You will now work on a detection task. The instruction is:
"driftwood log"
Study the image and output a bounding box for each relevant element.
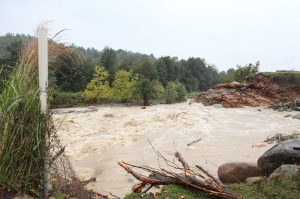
[118,148,244,199]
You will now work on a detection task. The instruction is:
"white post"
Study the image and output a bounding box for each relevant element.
[38,27,51,197]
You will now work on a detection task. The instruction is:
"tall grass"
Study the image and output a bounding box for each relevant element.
[0,26,80,197]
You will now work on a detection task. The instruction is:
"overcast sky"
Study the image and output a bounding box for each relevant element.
[1,0,300,72]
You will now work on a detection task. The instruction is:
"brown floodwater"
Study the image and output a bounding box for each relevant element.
[53,101,299,198]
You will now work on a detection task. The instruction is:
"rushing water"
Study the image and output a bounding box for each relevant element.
[53,101,300,198]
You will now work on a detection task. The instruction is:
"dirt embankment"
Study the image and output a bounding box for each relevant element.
[196,72,300,108]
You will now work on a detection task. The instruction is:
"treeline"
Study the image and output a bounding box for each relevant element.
[0,33,259,106]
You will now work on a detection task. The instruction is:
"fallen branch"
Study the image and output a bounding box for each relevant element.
[187,138,202,146]
[118,150,244,199]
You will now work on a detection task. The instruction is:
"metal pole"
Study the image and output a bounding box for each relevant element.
[38,27,51,197]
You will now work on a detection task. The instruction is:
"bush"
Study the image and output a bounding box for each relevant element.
[51,91,84,108]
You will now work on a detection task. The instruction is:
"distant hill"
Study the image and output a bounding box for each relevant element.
[71,45,156,63]
[0,33,157,63]
[0,33,32,57]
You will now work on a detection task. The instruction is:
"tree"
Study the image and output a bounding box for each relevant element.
[55,53,94,92]
[119,58,132,71]
[111,69,138,102]
[81,66,111,102]
[100,46,118,85]
[208,64,221,86]
[152,79,164,100]
[133,58,157,80]
[162,81,187,103]
[0,39,25,92]
[132,78,156,106]
[160,56,180,82]
[162,82,178,104]
[220,68,236,83]
[187,57,207,90]
[174,81,187,101]
[234,61,260,82]
[154,59,168,86]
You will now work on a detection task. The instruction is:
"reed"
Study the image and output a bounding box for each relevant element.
[0,25,80,197]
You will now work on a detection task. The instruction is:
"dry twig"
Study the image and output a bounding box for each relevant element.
[118,149,244,199]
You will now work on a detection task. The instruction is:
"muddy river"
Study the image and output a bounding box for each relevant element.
[52,101,299,198]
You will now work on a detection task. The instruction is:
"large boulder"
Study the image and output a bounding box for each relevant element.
[268,164,300,180]
[257,139,300,176]
[217,162,263,183]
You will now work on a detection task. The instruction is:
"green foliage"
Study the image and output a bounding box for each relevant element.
[162,82,178,104]
[51,91,83,108]
[100,46,118,85]
[152,79,165,100]
[81,66,112,102]
[154,59,168,86]
[54,52,94,92]
[132,78,156,105]
[119,58,133,71]
[111,69,138,102]
[187,91,201,98]
[0,34,75,197]
[220,68,236,83]
[234,61,260,83]
[161,81,187,103]
[0,39,26,92]
[116,49,156,63]
[133,58,157,80]
[160,56,180,82]
[228,175,300,199]
[260,71,300,85]
[55,192,65,199]
[174,81,187,101]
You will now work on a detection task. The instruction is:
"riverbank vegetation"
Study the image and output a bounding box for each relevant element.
[1,33,261,108]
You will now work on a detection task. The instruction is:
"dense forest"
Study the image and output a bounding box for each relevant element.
[0,33,259,106]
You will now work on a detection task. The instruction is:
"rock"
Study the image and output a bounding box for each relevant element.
[196,73,300,108]
[294,107,300,111]
[217,162,263,183]
[268,164,300,180]
[211,103,223,108]
[13,194,34,199]
[292,114,300,119]
[257,109,261,112]
[278,107,284,112]
[257,139,300,176]
[245,176,265,183]
[295,98,300,106]
[284,114,292,118]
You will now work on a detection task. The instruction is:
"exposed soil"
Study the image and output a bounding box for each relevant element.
[196,72,300,108]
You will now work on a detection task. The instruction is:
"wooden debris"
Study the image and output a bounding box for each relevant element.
[118,150,244,199]
[263,131,299,144]
[252,143,267,148]
[187,138,202,146]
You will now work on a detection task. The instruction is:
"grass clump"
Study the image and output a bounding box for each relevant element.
[228,175,300,199]
[186,91,201,99]
[260,72,300,85]
[0,25,81,197]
